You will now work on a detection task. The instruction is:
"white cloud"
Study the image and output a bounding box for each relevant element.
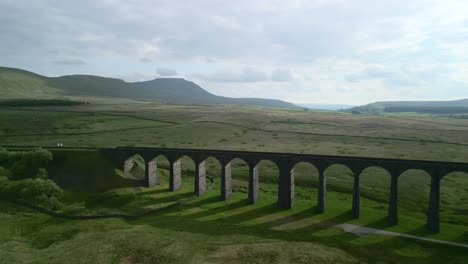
[1,0,468,104]
[156,67,178,76]
[193,67,268,83]
[271,69,294,82]
[51,59,87,66]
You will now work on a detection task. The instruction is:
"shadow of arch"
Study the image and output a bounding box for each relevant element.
[398,169,431,224]
[323,164,355,213]
[292,162,319,203]
[440,171,468,231]
[359,166,391,217]
[124,154,146,180]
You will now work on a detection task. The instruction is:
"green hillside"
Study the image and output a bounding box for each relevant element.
[0,67,297,108]
[0,67,62,99]
[348,99,468,114]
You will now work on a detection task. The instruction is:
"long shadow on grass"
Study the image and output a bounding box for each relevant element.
[148,196,355,239]
[130,207,468,262]
[291,210,355,235]
[182,195,225,209]
[251,205,322,230]
[136,188,171,197]
[138,191,194,206]
[124,208,400,260]
[365,216,395,230]
[178,198,278,224]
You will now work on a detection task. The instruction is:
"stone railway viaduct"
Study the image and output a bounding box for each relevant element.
[99,146,468,234]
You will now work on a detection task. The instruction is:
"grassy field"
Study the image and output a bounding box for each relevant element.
[1,169,468,264]
[2,103,468,161]
[1,102,468,263]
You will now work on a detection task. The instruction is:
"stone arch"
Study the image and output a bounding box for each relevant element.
[203,156,222,178]
[124,154,146,180]
[439,171,468,229]
[359,166,392,204]
[227,158,251,201]
[202,156,222,194]
[323,163,355,192]
[323,163,356,216]
[178,154,196,186]
[147,154,170,187]
[229,157,250,177]
[398,169,432,223]
[292,161,319,204]
[257,159,280,185]
[257,159,280,205]
[359,166,392,219]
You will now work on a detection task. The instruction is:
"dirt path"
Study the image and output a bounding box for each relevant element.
[337,223,468,249]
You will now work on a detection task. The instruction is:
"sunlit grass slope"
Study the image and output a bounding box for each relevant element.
[1,167,467,264]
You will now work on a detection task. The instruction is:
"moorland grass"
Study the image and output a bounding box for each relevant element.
[1,103,467,262]
[1,170,467,264]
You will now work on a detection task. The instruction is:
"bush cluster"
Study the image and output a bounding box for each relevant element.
[0,148,63,209]
[0,99,86,107]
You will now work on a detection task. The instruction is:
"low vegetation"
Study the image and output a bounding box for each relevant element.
[348,99,468,114]
[0,101,467,263]
[0,148,63,209]
[0,99,86,107]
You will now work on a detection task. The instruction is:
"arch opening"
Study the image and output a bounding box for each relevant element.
[323,164,355,215]
[255,159,280,206]
[359,166,392,220]
[148,154,170,187]
[124,154,146,181]
[177,155,196,191]
[292,162,319,204]
[229,158,250,198]
[398,169,431,224]
[440,172,468,229]
[204,156,222,182]
[324,164,355,193]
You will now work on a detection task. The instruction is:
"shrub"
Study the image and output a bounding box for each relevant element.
[0,149,62,210]
[0,166,12,179]
[0,178,63,210]
[0,149,52,180]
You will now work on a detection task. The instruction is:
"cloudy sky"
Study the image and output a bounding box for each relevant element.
[1,0,468,105]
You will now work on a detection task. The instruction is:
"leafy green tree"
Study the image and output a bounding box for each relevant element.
[0,149,62,209]
[2,149,52,180]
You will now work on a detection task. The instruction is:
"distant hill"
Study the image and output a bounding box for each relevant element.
[348,99,468,114]
[298,103,355,111]
[0,67,298,108]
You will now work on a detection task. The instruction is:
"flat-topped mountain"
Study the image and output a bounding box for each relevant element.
[0,67,297,108]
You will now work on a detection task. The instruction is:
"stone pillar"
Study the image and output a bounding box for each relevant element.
[195,160,207,196]
[169,159,182,191]
[278,164,295,209]
[427,175,441,233]
[221,161,232,200]
[352,173,360,219]
[248,162,259,204]
[124,159,135,173]
[148,160,161,187]
[317,170,326,213]
[388,175,398,225]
